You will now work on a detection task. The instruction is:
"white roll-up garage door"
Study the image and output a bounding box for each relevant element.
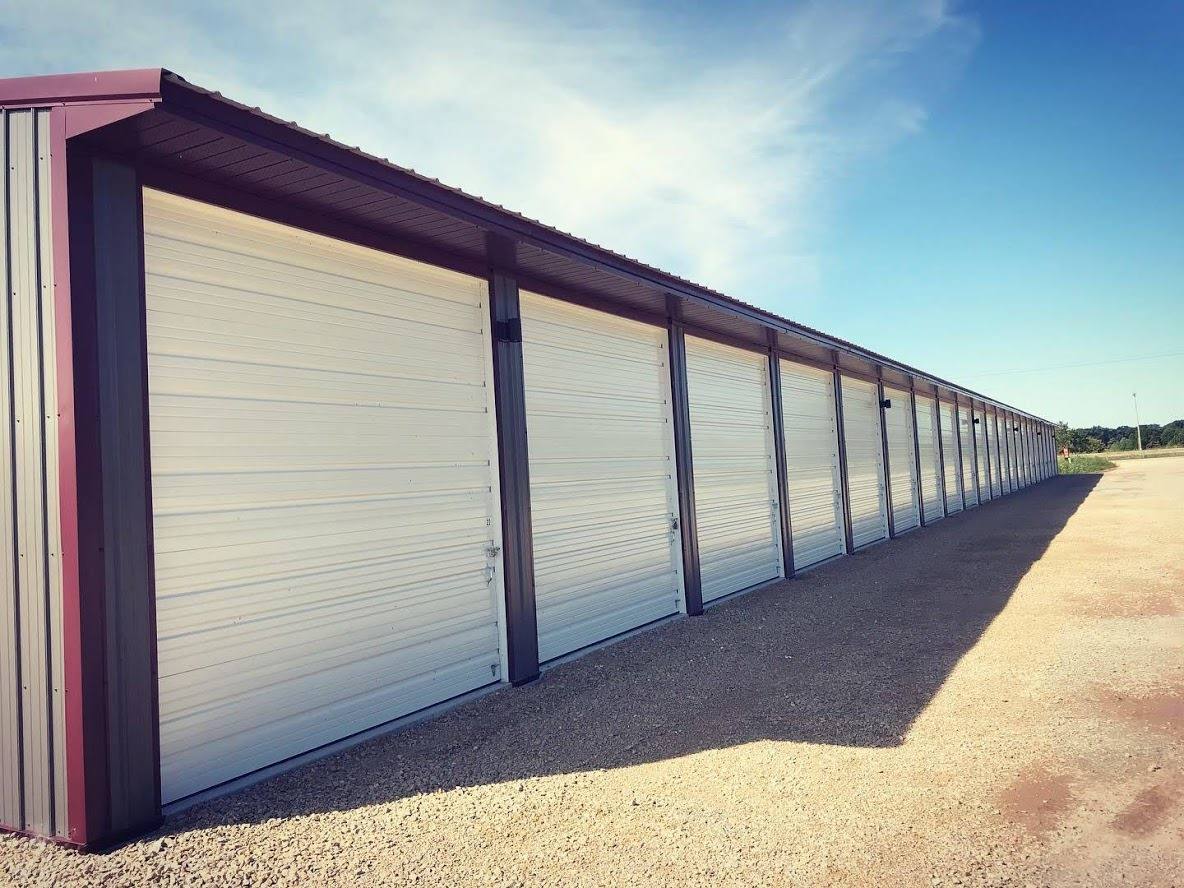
[883,386,919,533]
[990,413,1003,497]
[958,407,978,507]
[685,337,782,603]
[974,408,990,502]
[1004,416,1013,494]
[940,401,963,514]
[144,190,506,804]
[914,394,943,522]
[779,360,846,569]
[519,291,682,663]
[1009,418,1020,489]
[1018,421,1029,486]
[840,377,888,549]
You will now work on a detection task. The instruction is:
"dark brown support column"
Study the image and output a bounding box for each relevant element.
[876,373,896,539]
[667,317,703,615]
[766,344,794,579]
[488,264,540,685]
[832,357,855,555]
[909,381,925,526]
[62,150,163,847]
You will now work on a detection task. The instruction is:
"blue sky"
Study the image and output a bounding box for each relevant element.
[3,1,1180,425]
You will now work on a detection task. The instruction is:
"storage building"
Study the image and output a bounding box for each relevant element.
[0,69,1060,848]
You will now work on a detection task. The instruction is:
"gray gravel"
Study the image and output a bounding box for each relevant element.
[3,459,1182,887]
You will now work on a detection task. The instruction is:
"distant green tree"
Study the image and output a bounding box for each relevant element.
[1061,420,1183,451]
[1054,421,1071,450]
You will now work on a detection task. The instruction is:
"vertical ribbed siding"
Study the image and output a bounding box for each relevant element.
[1,108,67,839]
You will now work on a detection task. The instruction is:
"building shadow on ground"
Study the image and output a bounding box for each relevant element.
[155,474,1100,841]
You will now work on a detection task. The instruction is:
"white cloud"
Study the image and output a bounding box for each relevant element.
[1,0,976,304]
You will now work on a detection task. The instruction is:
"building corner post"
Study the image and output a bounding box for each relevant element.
[766,342,794,579]
[876,372,896,539]
[667,313,703,615]
[909,382,925,526]
[488,263,540,684]
[831,356,855,555]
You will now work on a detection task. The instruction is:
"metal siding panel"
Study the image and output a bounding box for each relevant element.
[36,109,67,836]
[143,190,505,803]
[884,386,919,532]
[520,291,682,663]
[685,336,781,603]
[840,377,888,549]
[2,108,65,837]
[913,394,943,522]
[940,402,963,514]
[0,108,20,831]
[779,360,845,569]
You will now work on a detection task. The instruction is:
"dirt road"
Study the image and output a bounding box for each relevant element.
[3,459,1181,887]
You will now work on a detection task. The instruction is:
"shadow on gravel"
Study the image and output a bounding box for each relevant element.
[156,475,1100,841]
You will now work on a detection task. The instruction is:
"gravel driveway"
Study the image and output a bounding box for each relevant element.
[4,459,1182,887]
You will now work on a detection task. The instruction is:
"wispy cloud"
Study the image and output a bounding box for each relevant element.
[2,0,977,304]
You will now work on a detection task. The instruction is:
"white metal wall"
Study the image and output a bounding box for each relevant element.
[520,291,682,663]
[1000,414,1012,494]
[0,107,68,839]
[958,407,978,507]
[883,386,919,533]
[913,394,943,522]
[685,337,781,603]
[974,409,990,501]
[940,402,963,514]
[779,360,846,569]
[841,377,889,549]
[144,191,507,803]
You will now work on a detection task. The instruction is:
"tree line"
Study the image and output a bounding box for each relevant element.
[1054,419,1184,453]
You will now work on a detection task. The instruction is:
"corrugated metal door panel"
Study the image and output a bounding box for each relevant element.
[0,108,67,839]
[940,402,963,514]
[991,414,1003,497]
[974,409,990,501]
[883,386,919,532]
[519,291,682,664]
[779,360,845,569]
[144,190,505,804]
[1018,422,1028,486]
[1004,419,1015,491]
[958,408,978,507]
[685,337,781,603]
[1011,421,1021,489]
[914,395,943,522]
[841,377,888,549]
[1001,416,1012,494]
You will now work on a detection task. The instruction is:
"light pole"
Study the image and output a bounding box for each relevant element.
[1133,392,1144,457]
